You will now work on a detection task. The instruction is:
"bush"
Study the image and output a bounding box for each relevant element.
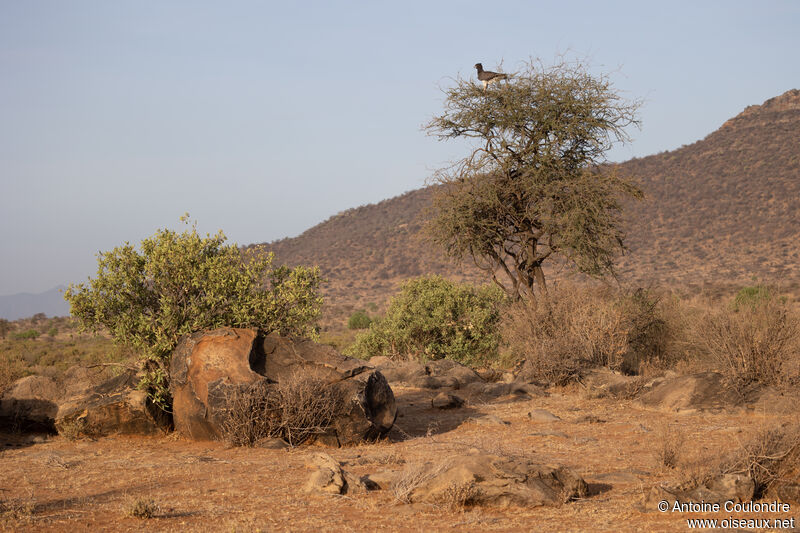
[347,310,372,330]
[694,290,798,391]
[345,276,505,366]
[64,216,322,410]
[501,284,673,384]
[12,329,39,340]
[733,285,772,310]
[220,370,344,447]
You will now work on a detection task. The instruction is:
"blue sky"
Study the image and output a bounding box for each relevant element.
[1,1,798,295]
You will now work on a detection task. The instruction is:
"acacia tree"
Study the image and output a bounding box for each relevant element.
[426,58,642,308]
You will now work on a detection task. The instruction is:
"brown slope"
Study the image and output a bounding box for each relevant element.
[251,90,800,329]
[617,89,800,289]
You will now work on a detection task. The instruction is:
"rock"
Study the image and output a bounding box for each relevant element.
[529,430,569,438]
[424,360,483,388]
[54,370,169,437]
[431,392,464,409]
[303,453,370,494]
[468,415,510,427]
[0,376,60,432]
[363,471,396,490]
[527,409,561,422]
[304,453,347,494]
[408,375,458,390]
[637,372,739,412]
[370,358,483,390]
[406,454,588,508]
[774,483,800,504]
[2,370,167,436]
[258,437,290,449]
[464,381,547,400]
[642,474,755,511]
[573,415,606,424]
[169,328,397,445]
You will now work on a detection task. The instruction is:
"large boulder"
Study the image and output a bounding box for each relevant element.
[1,368,169,436]
[636,372,739,412]
[169,328,397,445]
[54,370,169,437]
[0,375,60,432]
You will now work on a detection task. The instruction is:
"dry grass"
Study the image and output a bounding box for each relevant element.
[693,297,799,392]
[0,499,35,520]
[220,369,346,447]
[124,497,160,519]
[57,418,87,441]
[436,481,481,511]
[501,284,673,383]
[655,424,686,470]
[721,423,800,497]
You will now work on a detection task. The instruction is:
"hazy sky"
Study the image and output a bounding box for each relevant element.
[1,1,798,295]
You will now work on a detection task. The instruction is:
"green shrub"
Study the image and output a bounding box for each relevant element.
[47,327,58,337]
[347,310,372,330]
[733,285,772,311]
[12,329,39,340]
[64,216,322,410]
[345,276,504,366]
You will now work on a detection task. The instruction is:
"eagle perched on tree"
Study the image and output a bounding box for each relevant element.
[474,63,508,92]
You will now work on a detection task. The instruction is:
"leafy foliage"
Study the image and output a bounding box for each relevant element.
[425,58,642,306]
[346,275,504,366]
[347,310,372,330]
[64,217,322,409]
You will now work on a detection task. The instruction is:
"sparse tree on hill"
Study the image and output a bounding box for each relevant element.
[425,58,642,308]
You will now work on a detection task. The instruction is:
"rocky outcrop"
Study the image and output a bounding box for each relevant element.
[303,453,372,494]
[54,370,168,436]
[0,369,169,436]
[403,453,588,508]
[643,473,755,511]
[636,372,739,412]
[369,358,484,390]
[0,376,60,432]
[169,328,397,445]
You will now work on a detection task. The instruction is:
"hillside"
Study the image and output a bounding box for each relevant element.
[252,90,800,330]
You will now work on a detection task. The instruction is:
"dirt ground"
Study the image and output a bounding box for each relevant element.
[1,385,798,532]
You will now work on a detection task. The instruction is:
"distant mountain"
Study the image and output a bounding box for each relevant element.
[251,89,800,330]
[0,286,70,321]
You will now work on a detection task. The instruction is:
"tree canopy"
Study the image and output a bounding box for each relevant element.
[425,58,642,307]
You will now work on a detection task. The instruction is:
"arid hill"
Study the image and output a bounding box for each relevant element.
[250,90,800,330]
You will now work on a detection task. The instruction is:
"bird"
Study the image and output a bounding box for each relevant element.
[474,63,508,92]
